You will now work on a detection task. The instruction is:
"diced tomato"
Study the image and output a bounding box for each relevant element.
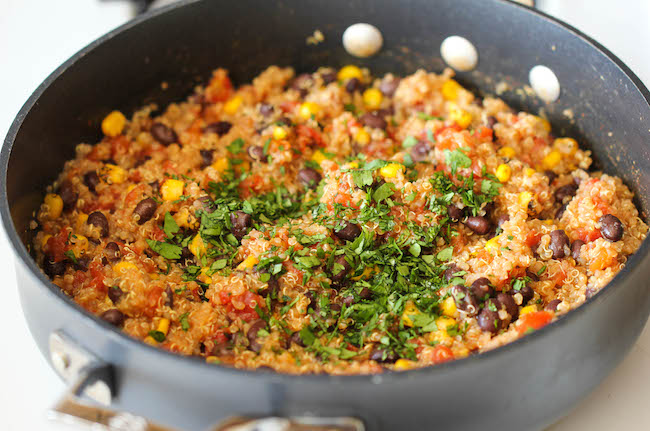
[88,260,106,294]
[435,126,462,150]
[432,345,455,364]
[204,69,233,103]
[151,226,166,242]
[47,228,71,262]
[110,135,131,158]
[162,160,176,173]
[124,184,146,206]
[475,126,493,140]
[295,124,325,150]
[517,311,553,335]
[279,100,299,113]
[214,330,229,345]
[238,174,264,198]
[526,231,542,247]
[218,290,264,322]
[144,286,163,318]
[574,227,602,243]
[72,270,86,291]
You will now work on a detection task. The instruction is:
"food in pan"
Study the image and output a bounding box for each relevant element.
[33,65,648,374]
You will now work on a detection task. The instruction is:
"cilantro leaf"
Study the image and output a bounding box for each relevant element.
[179,312,190,331]
[436,246,453,262]
[444,149,472,174]
[146,239,182,259]
[373,182,395,202]
[226,138,245,154]
[163,212,180,238]
[299,326,316,346]
[148,330,166,342]
[64,250,78,264]
[351,170,374,189]
[402,136,418,149]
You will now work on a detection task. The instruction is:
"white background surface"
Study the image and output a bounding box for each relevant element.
[0,1,648,430]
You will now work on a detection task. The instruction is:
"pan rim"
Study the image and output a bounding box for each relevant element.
[1,0,649,384]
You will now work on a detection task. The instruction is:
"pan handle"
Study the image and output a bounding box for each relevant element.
[47,331,364,431]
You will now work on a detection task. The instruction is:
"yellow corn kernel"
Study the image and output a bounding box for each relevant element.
[104,164,127,184]
[379,163,403,179]
[553,137,578,156]
[354,128,370,145]
[448,103,472,129]
[113,261,138,274]
[40,234,52,250]
[188,234,206,258]
[223,95,243,115]
[197,267,212,284]
[495,164,512,183]
[543,219,554,225]
[537,116,551,132]
[149,273,159,280]
[337,65,363,81]
[520,305,538,316]
[126,184,137,193]
[436,316,455,333]
[518,191,533,208]
[211,157,229,173]
[70,234,88,254]
[157,318,170,336]
[76,212,89,229]
[485,235,501,252]
[311,150,327,165]
[161,178,184,202]
[401,301,420,327]
[206,356,220,364]
[101,110,126,137]
[144,336,158,346]
[299,102,321,120]
[272,126,288,140]
[441,79,462,101]
[524,167,536,177]
[498,146,516,159]
[542,150,562,170]
[362,88,383,110]
[237,255,259,271]
[394,359,416,371]
[441,296,457,317]
[351,265,377,281]
[44,193,63,219]
[175,207,198,229]
[348,161,359,169]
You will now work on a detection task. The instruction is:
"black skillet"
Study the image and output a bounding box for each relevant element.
[2,1,650,430]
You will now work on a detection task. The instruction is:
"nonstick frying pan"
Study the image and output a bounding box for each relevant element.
[2,1,650,430]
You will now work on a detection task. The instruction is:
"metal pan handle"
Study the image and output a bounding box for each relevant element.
[47,331,363,431]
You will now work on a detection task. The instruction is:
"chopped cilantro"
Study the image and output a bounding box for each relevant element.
[146,239,182,260]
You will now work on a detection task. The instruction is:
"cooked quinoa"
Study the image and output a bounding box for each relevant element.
[33,65,648,374]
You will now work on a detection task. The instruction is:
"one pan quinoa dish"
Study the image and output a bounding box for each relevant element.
[33,65,648,374]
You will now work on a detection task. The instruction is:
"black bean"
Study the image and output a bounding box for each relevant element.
[83,171,100,193]
[525,269,539,282]
[58,180,78,211]
[196,196,215,213]
[290,331,305,347]
[359,287,371,300]
[133,198,157,224]
[149,180,160,195]
[73,255,90,271]
[87,211,109,237]
[320,70,337,84]
[410,140,431,162]
[43,254,66,278]
[555,202,568,220]
[465,216,491,235]
[444,264,462,282]
[477,305,501,334]
[359,112,387,130]
[447,205,464,221]
[369,348,397,363]
[247,319,267,353]
[345,77,362,93]
[259,103,274,117]
[518,283,535,304]
[496,293,518,321]
[486,116,497,129]
[102,158,117,166]
[108,286,123,304]
[571,240,585,261]
[598,214,624,242]
[290,73,313,97]
[230,210,252,241]
[555,183,578,204]
[545,299,561,312]
[544,170,558,185]
[278,117,293,127]
[104,242,121,263]
[496,214,510,227]
[334,221,361,242]
[549,229,570,259]
[150,122,178,146]
[470,277,493,301]
[204,121,232,137]
[330,255,352,283]
[258,275,279,297]
[450,285,478,315]
[379,77,400,97]
[164,285,174,309]
[297,167,322,189]
[199,149,214,168]
[248,145,267,162]
[180,247,193,265]
[100,309,125,327]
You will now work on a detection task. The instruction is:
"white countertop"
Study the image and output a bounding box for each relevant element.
[0,1,648,430]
